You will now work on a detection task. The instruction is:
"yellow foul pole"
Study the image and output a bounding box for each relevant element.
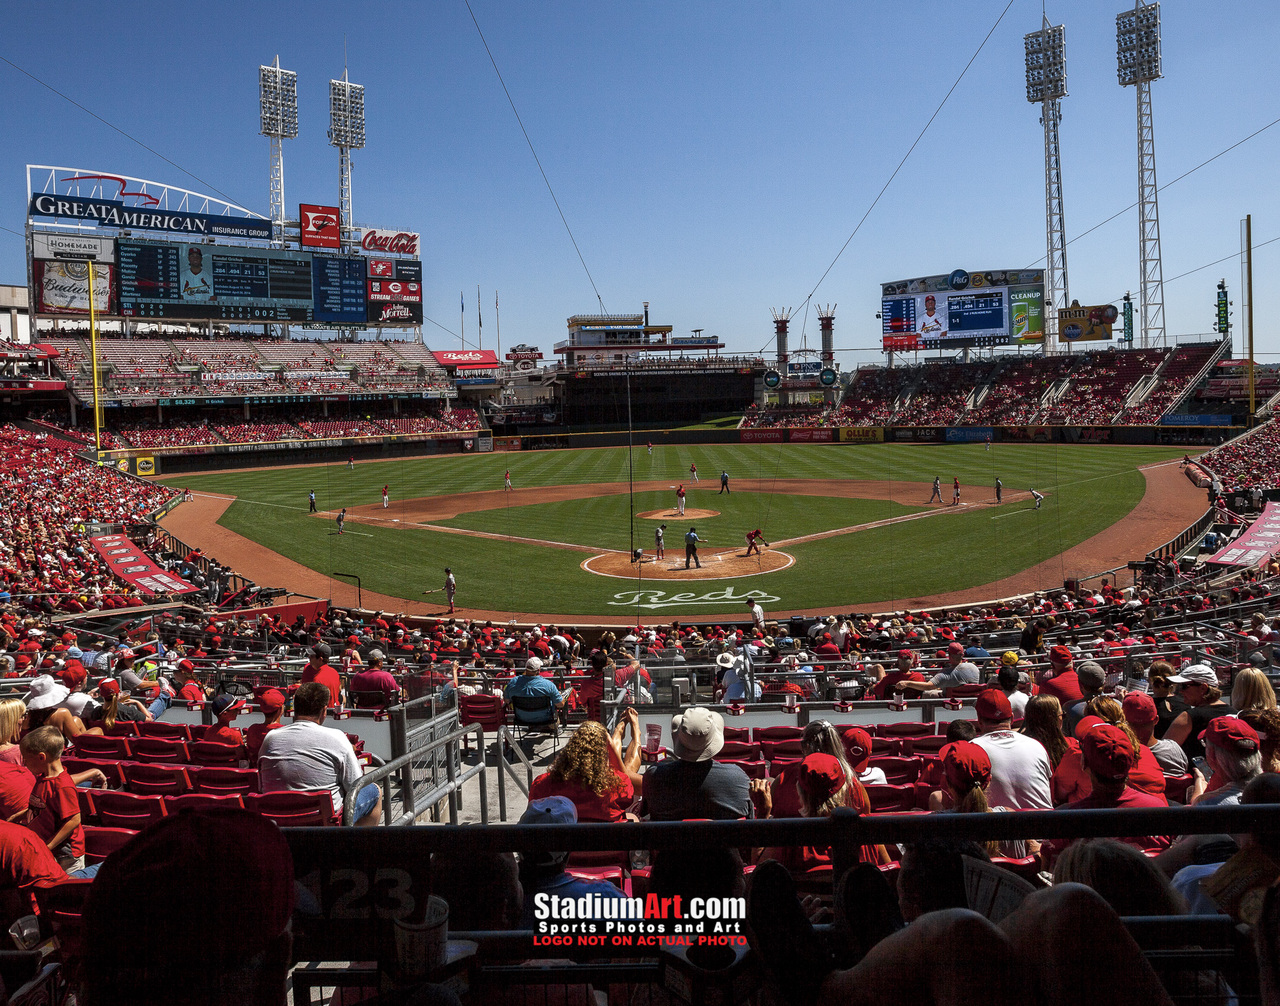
[87,262,102,453]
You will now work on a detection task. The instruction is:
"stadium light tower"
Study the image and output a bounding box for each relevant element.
[258,56,298,248]
[328,69,366,251]
[1024,18,1069,353]
[1117,1,1166,349]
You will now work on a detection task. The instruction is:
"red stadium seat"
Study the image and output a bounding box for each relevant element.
[991,856,1045,885]
[193,767,259,798]
[76,788,98,825]
[868,756,922,785]
[62,757,127,790]
[876,722,934,739]
[865,784,917,813]
[753,725,805,743]
[719,759,769,780]
[71,734,132,760]
[1164,773,1195,805]
[83,826,137,865]
[103,721,140,738]
[122,762,194,797]
[244,790,336,827]
[760,739,804,761]
[188,740,246,766]
[458,694,506,751]
[902,735,951,756]
[91,791,167,831]
[138,721,193,742]
[129,737,191,765]
[722,726,751,743]
[33,879,94,958]
[714,740,762,761]
[164,793,246,815]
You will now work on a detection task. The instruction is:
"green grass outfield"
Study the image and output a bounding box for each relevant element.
[161,442,1186,615]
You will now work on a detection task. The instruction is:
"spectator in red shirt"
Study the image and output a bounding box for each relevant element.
[301,644,342,709]
[173,659,207,703]
[0,820,67,923]
[18,725,84,872]
[203,695,245,747]
[527,711,643,823]
[347,650,400,707]
[1038,644,1083,704]
[246,689,286,763]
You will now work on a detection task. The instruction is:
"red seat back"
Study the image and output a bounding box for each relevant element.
[91,791,168,831]
[62,757,127,789]
[714,740,761,761]
[193,766,259,797]
[123,763,194,796]
[71,734,132,760]
[753,725,805,743]
[130,737,191,765]
[876,722,933,738]
[901,735,950,756]
[719,758,769,780]
[865,784,917,813]
[103,721,140,738]
[244,790,336,827]
[990,855,1043,884]
[760,739,804,760]
[138,721,193,741]
[164,793,246,815]
[722,726,751,743]
[33,879,94,957]
[459,693,505,731]
[868,756,923,785]
[189,740,246,766]
[1164,772,1194,805]
[83,826,138,865]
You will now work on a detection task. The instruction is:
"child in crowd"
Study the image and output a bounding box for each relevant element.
[19,725,85,873]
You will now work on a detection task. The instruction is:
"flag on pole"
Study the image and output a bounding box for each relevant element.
[478,285,483,335]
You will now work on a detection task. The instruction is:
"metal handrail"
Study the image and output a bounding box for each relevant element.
[341,722,486,826]
[494,724,536,823]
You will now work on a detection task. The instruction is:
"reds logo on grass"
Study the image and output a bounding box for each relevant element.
[607,587,780,610]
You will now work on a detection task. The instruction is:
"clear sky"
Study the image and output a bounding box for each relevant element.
[2,0,1277,369]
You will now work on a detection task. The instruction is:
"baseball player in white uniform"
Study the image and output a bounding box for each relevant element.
[655,523,666,559]
[1031,488,1045,510]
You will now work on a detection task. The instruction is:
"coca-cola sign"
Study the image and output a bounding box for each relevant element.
[360,228,420,256]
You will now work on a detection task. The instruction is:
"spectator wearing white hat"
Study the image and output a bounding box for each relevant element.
[641,707,754,821]
[1162,664,1230,760]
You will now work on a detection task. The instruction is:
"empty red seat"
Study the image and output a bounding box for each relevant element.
[901,735,950,756]
[103,722,140,738]
[876,722,933,739]
[83,826,137,865]
[138,721,193,741]
[130,737,191,765]
[753,725,805,743]
[458,693,505,750]
[719,759,769,780]
[760,739,804,761]
[188,740,246,766]
[165,793,245,814]
[193,766,259,798]
[722,726,751,743]
[91,791,167,830]
[71,734,132,760]
[244,790,336,827]
[868,756,922,785]
[714,740,762,761]
[123,762,194,796]
[865,784,917,813]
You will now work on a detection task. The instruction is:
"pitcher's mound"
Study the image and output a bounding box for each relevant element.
[636,508,720,520]
[583,547,793,580]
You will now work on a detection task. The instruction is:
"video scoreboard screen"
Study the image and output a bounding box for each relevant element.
[881,269,1044,351]
[100,239,423,326]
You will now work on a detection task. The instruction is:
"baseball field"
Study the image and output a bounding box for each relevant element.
[157,441,1206,621]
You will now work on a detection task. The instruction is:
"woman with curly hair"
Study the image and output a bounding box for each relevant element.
[527,709,643,823]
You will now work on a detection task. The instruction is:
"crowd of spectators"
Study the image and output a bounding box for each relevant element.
[1201,420,1280,491]
[740,403,831,429]
[1117,343,1221,425]
[114,422,223,449]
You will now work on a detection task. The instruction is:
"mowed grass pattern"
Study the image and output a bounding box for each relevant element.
[162,442,1187,614]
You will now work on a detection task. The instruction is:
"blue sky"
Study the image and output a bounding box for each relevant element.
[2,1,1277,368]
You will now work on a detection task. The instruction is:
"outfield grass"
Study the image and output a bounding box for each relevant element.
[161,442,1186,614]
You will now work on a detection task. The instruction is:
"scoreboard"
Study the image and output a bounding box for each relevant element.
[43,237,424,326]
[881,269,1045,351]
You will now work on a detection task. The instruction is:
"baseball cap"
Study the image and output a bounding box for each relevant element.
[1201,716,1260,755]
[212,695,245,720]
[525,656,544,673]
[842,727,873,771]
[519,795,578,826]
[58,661,87,689]
[257,688,286,713]
[307,643,332,660]
[1080,723,1136,781]
[1049,644,1073,665]
[798,753,847,806]
[98,678,121,698]
[671,707,725,762]
[1122,691,1159,728]
[941,741,992,792]
[1001,651,1020,667]
[1167,663,1218,687]
[898,648,914,662]
[975,688,1012,722]
[1077,660,1106,691]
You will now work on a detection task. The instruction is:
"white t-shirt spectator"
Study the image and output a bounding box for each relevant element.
[858,766,887,786]
[1005,688,1029,718]
[258,719,365,817]
[972,729,1053,810]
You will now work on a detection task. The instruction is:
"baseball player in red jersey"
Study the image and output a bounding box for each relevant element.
[676,484,686,516]
[505,470,512,491]
[382,484,390,509]
[647,441,653,456]
[690,462,699,482]
[745,529,769,556]
[952,477,961,506]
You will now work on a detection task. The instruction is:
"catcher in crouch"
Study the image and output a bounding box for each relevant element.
[745,528,770,556]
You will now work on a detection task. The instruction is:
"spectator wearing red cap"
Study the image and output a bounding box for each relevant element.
[1043,722,1169,868]
[894,641,980,697]
[869,649,926,700]
[1123,691,1188,777]
[1190,715,1263,807]
[203,695,246,748]
[936,741,1029,859]
[79,808,295,1004]
[972,688,1053,810]
[1038,644,1083,705]
[842,727,887,786]
[246,689,286,763]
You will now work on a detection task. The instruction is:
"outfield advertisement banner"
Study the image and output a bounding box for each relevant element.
[740,430,785,443]
[838,427,884,443]
[945,427,993,443]
[1206,503,1280,568]
[1161,414,1234,426]
[890,427,944,442]
[788,428,833,442]
[88,534,198,595]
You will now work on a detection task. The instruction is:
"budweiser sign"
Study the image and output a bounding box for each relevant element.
[360,228,420,255]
